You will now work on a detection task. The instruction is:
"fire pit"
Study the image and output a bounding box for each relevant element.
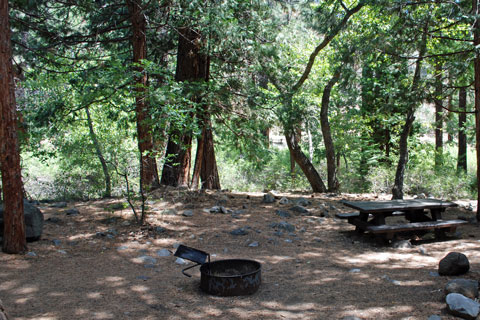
[174,245,261,296]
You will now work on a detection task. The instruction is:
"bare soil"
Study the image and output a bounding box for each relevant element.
[1,189,479,320]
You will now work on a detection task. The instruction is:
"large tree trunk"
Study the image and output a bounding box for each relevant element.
[285,130,327,193]
[0,1,26,254]
[128,0,160,190]
[200,118,221,189]
[320,70,341,192]
[85,107,111,197]
[162,27,215,188]
[458,87,467,173]
[434,63,444,168]
[473,0,480,221]
[392,21,428,199]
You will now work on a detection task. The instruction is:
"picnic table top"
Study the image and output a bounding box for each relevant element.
[341,199,458,213]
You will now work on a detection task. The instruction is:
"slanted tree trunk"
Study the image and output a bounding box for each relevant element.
[458,87,467,173]
[473,0,480,221]
[392,21,428,200]
[128,0,160,190]
[320,69,341,192]
[85,106,111,197]
[285,129,327,193]
[434,63,444,168]
[0,1,26,254]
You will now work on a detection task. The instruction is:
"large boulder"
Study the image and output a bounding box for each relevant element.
[439,252,470,276]
[0,200,44,242]
[446,293,480,320]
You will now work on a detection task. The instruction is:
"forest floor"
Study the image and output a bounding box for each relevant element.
[1,188,479,320]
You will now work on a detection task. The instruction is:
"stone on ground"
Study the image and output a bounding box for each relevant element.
[0,200,44,241]
[445,279,479,299]
[439,252,470,276]
[446,293,480,320]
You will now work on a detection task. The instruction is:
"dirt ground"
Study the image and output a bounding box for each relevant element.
[1,189,480,320]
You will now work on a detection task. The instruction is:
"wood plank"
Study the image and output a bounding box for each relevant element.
[341,199,457,213]
[365,219,467,234]
[335,211,405,219]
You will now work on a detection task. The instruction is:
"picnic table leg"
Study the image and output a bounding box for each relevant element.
[354,212,369,233]
[430,208,443,221]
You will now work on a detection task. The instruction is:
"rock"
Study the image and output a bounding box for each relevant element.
[230,228,248,236]
[65,208,80,216]
[391,240,412,249]
[52,239,62,246]
[415,193,426,199]
[51,202,67,208]
[248,241,259,247]
[340,317,363,320]
[446,293,480,320]
[349,268,361,273]
[0,200,44,241]
[439,252,470,276]
[279,197,289,205]
[275,210,291,218]
[46,217,62,223]
[138,255,157,264]
[295,197,311,206]
[155,226,166,234]
[445,279,479,299]
[289,205,309,214]
[182,210,194,217]
[175,257,188,265]
[270,221,295,232]
[162,209,178,216]
[117,246,128,251]
[136,275,151,281]
[26,251,37,257]
[427,316,441,320]
[263,193,276,203]
[157,249,171,257]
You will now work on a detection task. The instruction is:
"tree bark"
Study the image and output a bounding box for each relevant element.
[0,1,26,254]
[127,0,160,190]
[320,69,341,192]
[473,0,480,221]
[285,130,327,193]
[392,20,428,200]
[434,63,444,168]
[458,87,467,173]
[161,134,192,187]
[85,106,111,198]
[200,118,221,190]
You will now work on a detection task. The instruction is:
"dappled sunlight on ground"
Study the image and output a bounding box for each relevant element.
[1,191,478,319]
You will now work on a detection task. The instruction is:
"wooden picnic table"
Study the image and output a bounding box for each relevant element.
[338,199,467,241]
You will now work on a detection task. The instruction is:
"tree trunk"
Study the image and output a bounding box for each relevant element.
[128,0,160,190]
[320,70,341,192]
[392,20,428,200]
[162,27,212,188]
[200,118,221,190]
[458,87,467,173]
[434,63,444,168]
[191,129,205,190]
[473,0,480,221]
[85,107,111,198]
[285,130,327,193]
[0,1,26,254]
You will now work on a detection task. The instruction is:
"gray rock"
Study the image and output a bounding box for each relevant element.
[439,252,470,276]
[279,197,290,205]
[162,209,177,216]
[270,221,295,232]
[136,275,151,281]
[275,210,291,218]
[295,197,311,206]
[157,249,171,257]
[289,205,309,214]
[429,271,440,277]
[175,257,188,265]
[446,293,480,320]
[445,279,479,299]
[248,241,259,247]
[230,228,248,236]
[51,202,67,208]
[263,193,276,203]
[65,208,80,216]
[117,245,128,251]
[155,226,166,234]
[284,239,293,243]
[391,240,412,249]
[52,239,62,246]
[46,217,62,223]
[416,193,426,199]
[349,268,361,273]
[138,255,157,264]
[26,251,37,257]
[182,210,194,217]
[0,200,44,241]
[427,316,441,320]
[57,249,67,254]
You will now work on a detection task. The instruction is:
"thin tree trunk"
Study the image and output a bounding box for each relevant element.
[0,1,26,254]
[320,69,341,192]
[191,128,205,190]
[128,0,160,190]
[434,63,444,168]
[458,87,467,173]
[392,21,428,200]
[85,106,111,197]
[473,0,480,221]
[285,130,327,193]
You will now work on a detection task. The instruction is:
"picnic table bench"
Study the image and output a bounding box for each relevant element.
[337,199,467,241]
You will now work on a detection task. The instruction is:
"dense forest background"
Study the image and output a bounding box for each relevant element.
[3,0,480,204]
